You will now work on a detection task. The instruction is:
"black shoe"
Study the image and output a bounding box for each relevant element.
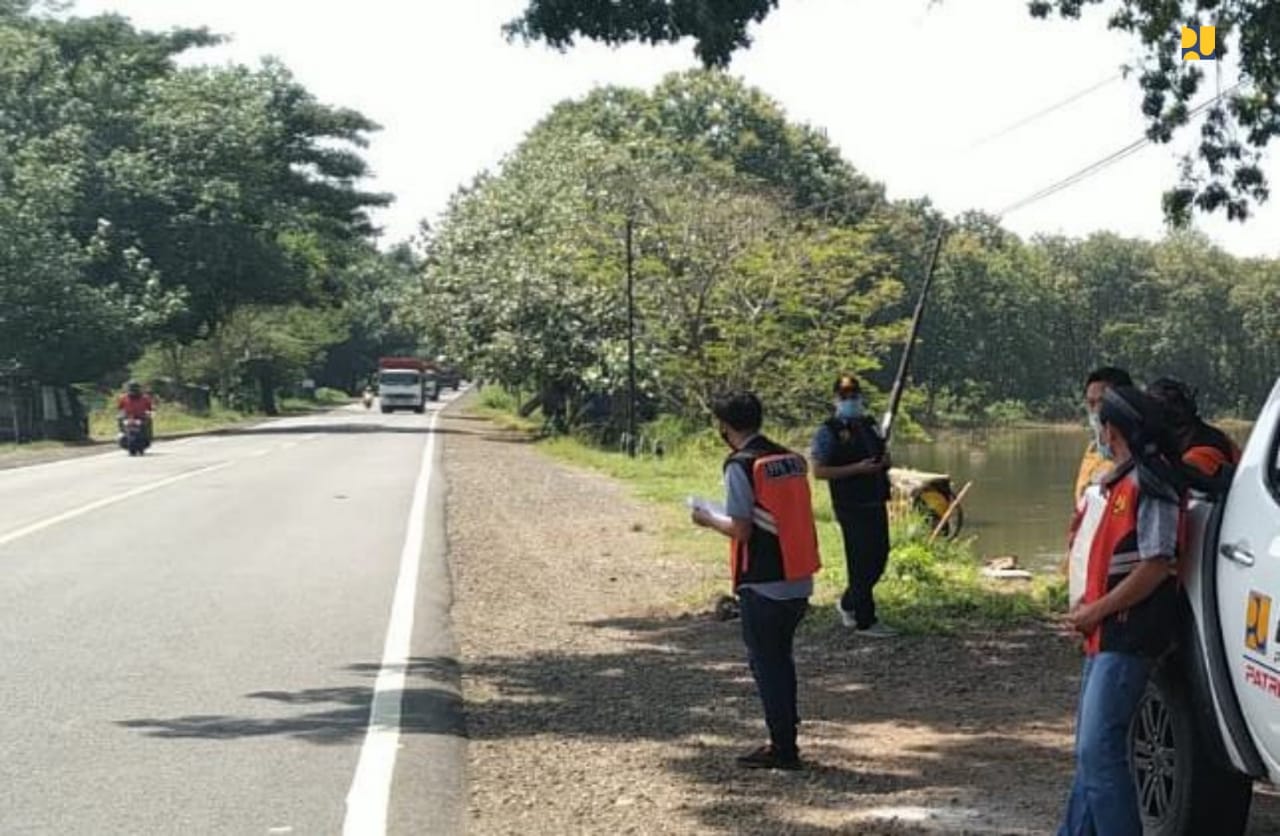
[736,744,801,771]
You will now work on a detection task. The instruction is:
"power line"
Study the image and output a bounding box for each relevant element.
[997,83,1241,219]
[964,73,1123,152]
[799,73,1132,222]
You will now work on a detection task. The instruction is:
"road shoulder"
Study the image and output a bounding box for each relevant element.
[443,409,1280,835]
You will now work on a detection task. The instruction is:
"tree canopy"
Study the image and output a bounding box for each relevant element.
[508,0,1280,225]
[422,71,1280,432]
[0,4,391,387]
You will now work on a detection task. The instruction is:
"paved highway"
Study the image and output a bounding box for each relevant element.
[0,395,466,835]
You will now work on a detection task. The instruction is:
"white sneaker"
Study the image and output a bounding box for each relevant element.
[835,602,858,629]
[857,622,899,638]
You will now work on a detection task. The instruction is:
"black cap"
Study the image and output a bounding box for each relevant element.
[833,374,861,396]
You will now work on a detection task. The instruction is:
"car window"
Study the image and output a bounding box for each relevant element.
[1271,429,1280,502]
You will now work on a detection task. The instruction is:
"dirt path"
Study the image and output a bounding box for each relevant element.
[442,409,1280,835]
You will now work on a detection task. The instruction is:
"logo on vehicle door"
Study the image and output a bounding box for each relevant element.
[1246,590,1272,654]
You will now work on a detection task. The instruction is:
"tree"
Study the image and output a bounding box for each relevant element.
[505,0,777,68]
[0,4,388,391]
[1030,0,1279,224]
[509,0,1279,224]
[422,70,909,430]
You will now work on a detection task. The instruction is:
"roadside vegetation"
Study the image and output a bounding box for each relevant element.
[473,387,1066,634]
[1,3,422,426]
[418,71,1280,440]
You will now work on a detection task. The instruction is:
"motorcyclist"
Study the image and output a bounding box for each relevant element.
[116,380,154,448]
[362,385,375,408]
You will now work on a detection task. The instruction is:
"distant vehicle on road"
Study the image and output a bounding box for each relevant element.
[436,365,463,391]
[376,357,437,413]
[118,417,148,455]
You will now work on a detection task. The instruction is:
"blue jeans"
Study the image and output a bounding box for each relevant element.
[1059,652,1152,836]
[738,588,808,760]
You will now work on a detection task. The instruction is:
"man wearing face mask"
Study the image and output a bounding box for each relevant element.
[1059,385,1181,835]
[1075,366,1133,503]
[692,390,821,770]
[810,374,895,637]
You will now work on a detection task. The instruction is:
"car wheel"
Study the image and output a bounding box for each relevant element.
[414,405,425,414]
[1131,665,1252,836]
[380,406,391,414]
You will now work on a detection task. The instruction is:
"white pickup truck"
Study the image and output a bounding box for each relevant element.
[1070,376,1280,835]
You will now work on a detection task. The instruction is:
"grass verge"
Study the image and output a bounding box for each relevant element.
[87,404,260,441]
[0,398,346,463]
[471,388,1066,634]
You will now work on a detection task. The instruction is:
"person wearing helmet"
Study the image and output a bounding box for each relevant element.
[117,381,154,446]
[1146,376,1241,485]
[1059,385,1182,835]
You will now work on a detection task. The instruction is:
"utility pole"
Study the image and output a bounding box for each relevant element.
[625,215,637,458]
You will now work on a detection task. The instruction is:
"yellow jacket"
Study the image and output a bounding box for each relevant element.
[1074,443,1111,504]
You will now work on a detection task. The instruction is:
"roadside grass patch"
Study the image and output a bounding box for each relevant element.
[88,403,255,441]
[470,395,1065,634]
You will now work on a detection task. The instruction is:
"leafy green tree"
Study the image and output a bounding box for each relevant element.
[0,4,388,395]
[1030,0,1279,224]
[509,0,1279,223]
[506,0,777,68]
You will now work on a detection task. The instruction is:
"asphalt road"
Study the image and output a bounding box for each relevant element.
[0,394,466,835]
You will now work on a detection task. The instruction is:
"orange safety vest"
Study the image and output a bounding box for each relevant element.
[1184,441,1241,478]
[725,438,821,589]
[1081,463,1179,656]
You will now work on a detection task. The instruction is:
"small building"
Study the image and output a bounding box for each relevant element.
[0,373,90,442]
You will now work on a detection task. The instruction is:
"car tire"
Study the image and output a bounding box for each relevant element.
[1132,664,1253,836]
[380,406,391,414]
[414,405,425,414]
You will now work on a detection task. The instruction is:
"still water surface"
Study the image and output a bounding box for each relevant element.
[895,424,1253,571]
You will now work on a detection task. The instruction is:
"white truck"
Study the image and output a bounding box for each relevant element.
[1070,376,1280,835]
[376,357,439,414]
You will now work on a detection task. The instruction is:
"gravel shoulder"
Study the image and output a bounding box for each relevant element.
[442,408,1280,835]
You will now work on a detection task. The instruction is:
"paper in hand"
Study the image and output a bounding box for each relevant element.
[686,495,731,526]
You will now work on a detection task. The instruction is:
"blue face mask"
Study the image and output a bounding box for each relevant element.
[1088,411,1115,460]
[836,398,863,420]
[1097,437,1115,461]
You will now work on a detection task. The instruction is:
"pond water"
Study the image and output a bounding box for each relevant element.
[895,423,1254,571]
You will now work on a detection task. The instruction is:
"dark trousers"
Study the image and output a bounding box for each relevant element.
[738,588,808,759]
[837,504,890,629]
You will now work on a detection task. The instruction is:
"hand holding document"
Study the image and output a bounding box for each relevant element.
[687,496,731,528]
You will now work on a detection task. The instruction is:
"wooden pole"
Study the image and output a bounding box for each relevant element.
[929,480,973,543]
[881,225,947,444]
[625,216,637,458]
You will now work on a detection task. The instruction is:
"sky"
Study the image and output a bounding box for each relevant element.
[69,0,1280,258]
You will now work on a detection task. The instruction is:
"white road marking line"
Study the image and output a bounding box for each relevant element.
[343,409,440,835]
[0,461,233,548]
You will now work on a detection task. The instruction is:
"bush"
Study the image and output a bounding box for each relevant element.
[314,387,351,405]
[478,387,519,412]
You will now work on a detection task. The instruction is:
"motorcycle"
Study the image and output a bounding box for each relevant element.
[119,416,150,456]
[362,391,374,409]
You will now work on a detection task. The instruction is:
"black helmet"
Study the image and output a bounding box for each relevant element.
[1146,376,1199,429]
[1101,385,1184,500]
[126,380,142,395]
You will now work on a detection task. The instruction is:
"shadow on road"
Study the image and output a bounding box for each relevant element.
[118,657,466,744]
[113,609,1280,834]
